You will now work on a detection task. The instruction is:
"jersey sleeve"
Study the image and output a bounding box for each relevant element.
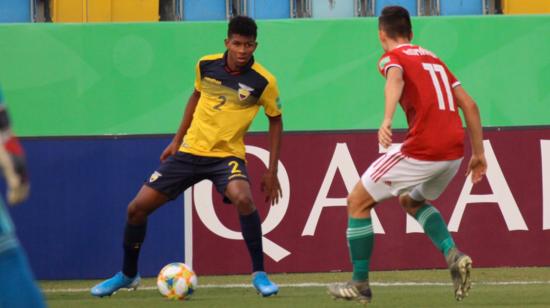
[260,77,282,117]
[194,59,202,91]
[378,52,403,78]
[443,63,461,88]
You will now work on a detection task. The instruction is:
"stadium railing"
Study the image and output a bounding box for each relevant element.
[8,0,550,23]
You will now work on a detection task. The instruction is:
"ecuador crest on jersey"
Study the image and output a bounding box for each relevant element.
[238,83,254,101]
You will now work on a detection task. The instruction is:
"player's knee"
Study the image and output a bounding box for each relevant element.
[347,194,374,217]
[231,193,255,214]
[347,194,360,211]
[399,194,423,216]
[127,200,149,224]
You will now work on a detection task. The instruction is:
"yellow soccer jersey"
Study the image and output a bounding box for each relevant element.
[179,52,281,160]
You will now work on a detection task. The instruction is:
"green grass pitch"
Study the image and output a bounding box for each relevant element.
[42,267,550,307]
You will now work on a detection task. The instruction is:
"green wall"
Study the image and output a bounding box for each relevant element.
[0,15,549,137]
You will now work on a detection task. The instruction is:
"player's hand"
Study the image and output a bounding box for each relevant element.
[465,153,487,184]
[261,170,282,206]
[160,141,180,162]
[5,154,30,206]
[8,180,29,205]
[378,119,393,149]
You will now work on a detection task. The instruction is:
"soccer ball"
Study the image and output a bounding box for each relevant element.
[157,262,198,300]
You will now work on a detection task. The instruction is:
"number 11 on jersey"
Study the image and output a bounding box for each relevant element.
[422,63,455,112]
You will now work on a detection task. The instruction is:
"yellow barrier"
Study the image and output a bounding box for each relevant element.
[503,0,550,15]
[51,0,85,22]
[51,0,159,22]
[88,0,112,22]
[111,0,159,22]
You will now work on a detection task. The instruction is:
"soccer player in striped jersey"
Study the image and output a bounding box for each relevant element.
[0,86,45,307]
[328,5,487,303]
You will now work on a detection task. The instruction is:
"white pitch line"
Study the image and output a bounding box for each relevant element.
[42,280,550,294]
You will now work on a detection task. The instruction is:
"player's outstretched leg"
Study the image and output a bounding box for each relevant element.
[252,271,279,297]
[327,280,372,304]
[446,248,472,301]
[90,271,141,297]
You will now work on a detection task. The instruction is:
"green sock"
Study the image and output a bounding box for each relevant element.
[347,217,374,281]
[415,204,456,257]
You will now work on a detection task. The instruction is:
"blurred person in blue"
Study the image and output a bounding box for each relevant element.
[0,86,46,308]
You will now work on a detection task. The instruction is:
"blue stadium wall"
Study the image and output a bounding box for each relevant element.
[10,137,184,279]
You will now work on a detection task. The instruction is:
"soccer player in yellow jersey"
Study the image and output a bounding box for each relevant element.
[91,16,282,297]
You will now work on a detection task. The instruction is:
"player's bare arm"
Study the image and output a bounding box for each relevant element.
[160,90,201,161]
[454,85,487,183]
[261,115,282,205]
[0,104,29,205]
[379,67,404,148]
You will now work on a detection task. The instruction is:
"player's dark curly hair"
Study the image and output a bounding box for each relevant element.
[379,6,412,40]
[228,16,257,39]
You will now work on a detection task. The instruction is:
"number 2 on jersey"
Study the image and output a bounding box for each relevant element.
[422,63,455,111]
[213,95,227,110]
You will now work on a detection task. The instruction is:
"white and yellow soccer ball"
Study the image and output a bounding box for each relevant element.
[157,262,198,300]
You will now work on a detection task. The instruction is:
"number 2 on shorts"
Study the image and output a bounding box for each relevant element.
[228,161,242,174]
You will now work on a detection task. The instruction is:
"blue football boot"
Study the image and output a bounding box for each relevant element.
[90,271,140,297]
[252,271,279,297]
